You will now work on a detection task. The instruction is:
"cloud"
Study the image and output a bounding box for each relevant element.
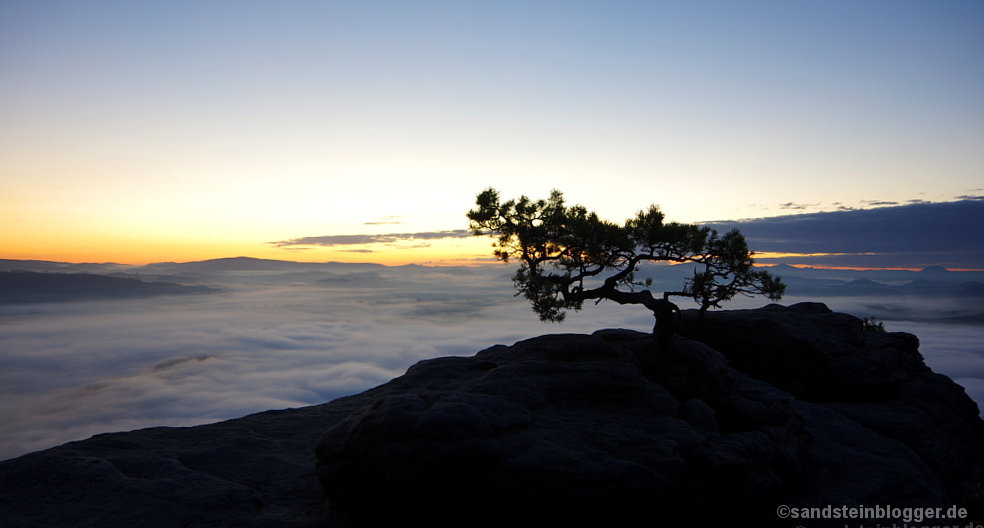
[0,266,656,461]
[885,321,984,380]
[1,263,982,463]
[270,229,472,248]
[708,199,984,269]
[779,202,820,210]
[363,216,405,225]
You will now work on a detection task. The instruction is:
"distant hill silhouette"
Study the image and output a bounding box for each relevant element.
[0,271,221,304]
[140,256,387,274]
[0,259,132,274]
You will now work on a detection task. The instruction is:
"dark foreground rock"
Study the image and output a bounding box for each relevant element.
[2,303,982,527]
[684,303,984,500]
[315,305,983,527]
[0,399,369,528]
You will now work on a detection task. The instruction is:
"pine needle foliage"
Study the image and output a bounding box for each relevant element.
[467,188,786,327]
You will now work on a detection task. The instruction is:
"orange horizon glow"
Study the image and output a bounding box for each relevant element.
[0,236,501,268]
[753,251,872,259]
[2,232,980,271]
[4,248,982,273]
[0,251,497,268]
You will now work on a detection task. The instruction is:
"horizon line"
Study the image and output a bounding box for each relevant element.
[3,255,984,274]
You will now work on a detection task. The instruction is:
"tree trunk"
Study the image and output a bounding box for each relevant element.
[692,302,710,333]
[652,298,681,351]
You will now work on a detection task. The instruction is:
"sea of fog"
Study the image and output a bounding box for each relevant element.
[1,265,982,462]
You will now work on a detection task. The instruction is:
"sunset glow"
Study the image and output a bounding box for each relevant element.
[2,1,982,269]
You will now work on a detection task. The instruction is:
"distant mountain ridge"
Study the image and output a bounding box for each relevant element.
[0,257,393,276]
[4,256,984,309]
[141,256,388,274]
[764,262,984,281]
[757,264,984,299]
[3,256,982,279]
[0,271,220,304]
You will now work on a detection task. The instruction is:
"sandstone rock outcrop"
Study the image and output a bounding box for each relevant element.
[0,399,369,527]
[315,303,983,527]
[2,303,981,527]
[686,303,984,501]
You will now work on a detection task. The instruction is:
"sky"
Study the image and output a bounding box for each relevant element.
[2,1,982,266]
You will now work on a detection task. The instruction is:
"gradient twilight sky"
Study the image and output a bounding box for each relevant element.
[2,1,982,265]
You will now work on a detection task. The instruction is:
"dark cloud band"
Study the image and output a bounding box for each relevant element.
[271,230,472,248]
[707,199,984,269]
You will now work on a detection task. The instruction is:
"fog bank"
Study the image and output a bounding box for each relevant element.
[1,262,981,461]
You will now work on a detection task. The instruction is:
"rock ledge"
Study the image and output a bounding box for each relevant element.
[2,303,982,527]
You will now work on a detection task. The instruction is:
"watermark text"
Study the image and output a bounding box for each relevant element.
[776,504,970,523]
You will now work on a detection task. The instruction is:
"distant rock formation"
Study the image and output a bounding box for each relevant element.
[0,271,220,304]
[1,303,981,527]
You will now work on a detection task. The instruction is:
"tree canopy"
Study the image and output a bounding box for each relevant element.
[467,188,785,328]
